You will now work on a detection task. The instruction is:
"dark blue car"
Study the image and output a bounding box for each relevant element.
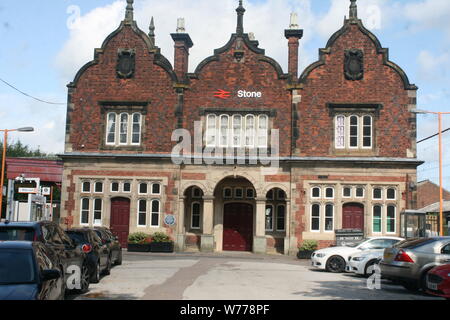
[0,241,65,300]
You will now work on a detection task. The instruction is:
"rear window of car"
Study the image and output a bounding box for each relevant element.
[66,231,87,244]
[394,238,435,249]
[0,227,35,241]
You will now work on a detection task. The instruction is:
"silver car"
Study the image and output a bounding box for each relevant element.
[380,237,450,291]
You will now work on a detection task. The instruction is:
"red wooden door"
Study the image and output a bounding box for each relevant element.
[342,203,364,230]
[223,203,253,252]
[110,198,131,248]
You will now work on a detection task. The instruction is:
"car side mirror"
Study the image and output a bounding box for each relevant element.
[41,269,61,282]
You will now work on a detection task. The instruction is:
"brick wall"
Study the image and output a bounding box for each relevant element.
[417,180,450,209]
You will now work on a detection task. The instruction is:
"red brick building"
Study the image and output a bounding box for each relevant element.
[61,0,421,254]
[417,180,450,209]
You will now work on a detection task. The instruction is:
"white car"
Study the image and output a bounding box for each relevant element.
[346,240,404,277]
[311,237,404,273]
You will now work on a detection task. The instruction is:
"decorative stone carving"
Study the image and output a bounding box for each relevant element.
[344,49,364,81]
[117,49,136,79]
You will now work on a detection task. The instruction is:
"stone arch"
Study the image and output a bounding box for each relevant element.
[263,184,290,199]
[210,172,261,197]
[180,182,208,198]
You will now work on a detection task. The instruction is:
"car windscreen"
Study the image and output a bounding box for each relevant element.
[394,238,435,249]
[66,231,87,244]
[0,249,36,284]
[346,239,369,248]
[0,227,35,241]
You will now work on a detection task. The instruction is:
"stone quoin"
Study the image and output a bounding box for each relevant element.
[60,0,421,255]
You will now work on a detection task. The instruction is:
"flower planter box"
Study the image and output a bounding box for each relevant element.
[297,250,314,259]
[127,243,151,252]
[150,242,174,253]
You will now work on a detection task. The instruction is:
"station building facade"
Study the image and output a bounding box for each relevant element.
[60,0,421,255]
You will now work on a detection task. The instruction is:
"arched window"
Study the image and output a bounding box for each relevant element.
[152,183,161,195]
[335,115,345,149]
[265,205,274,231]
[93,199,102,226]
[311,204,320,232]
[151,200,160,227]
[325,204,334,232]
[139,183,148,195]
[206,115,217,147]
[106,113,117,145]
[220,115,229,147]
[257,115,268,148]
[131,113,142,145]
[387,205,396,233]
[111,182,119,192]
[119,113,129,145]
[191,202,201,229]
[373,205,382,233]
[325,187,334,199]
[373,188,382,200]
[80,198,90,225]
[349,115,359,148]
[192,187,202,198]
[386,188,396,200]
[311,187,321,199]
[232,115,242,147]
[94,182,103,193]
[82,181,91,193]
[138,199,147,227]
[245,115,255,147]
[276,205,286,231]
[362,116,372,148]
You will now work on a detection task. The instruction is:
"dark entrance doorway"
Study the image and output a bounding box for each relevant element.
[223,203,253,252]
[110,197,131,248]
[342,203,365,230]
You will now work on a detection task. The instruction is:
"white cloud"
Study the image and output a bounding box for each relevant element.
[404,0,450,41]
[417,50,450,81]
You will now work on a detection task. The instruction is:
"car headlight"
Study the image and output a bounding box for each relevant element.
[315,253,326,258]
[352,257,364,261]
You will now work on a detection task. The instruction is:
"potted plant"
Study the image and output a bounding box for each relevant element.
[149,232,174,253]
[127,232,152,252]
[297,240,318,259]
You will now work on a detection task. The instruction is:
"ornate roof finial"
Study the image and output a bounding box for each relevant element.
[176,18,186,33]
[289,12,299,29]
[236,0,246,35]
[349,0,358,19]
[125,0,134,22]
[149,16,155,46]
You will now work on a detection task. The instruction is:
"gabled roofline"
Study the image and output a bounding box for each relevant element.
[299,19,417,91]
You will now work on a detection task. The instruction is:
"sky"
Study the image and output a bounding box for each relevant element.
[0,0,449,188]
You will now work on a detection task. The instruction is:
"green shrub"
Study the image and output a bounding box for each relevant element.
[298,240,318,252]
[151,232,173,243]
[128,232,151,244]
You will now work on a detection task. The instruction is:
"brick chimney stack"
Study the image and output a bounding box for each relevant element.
[171,18,193,82]
[284,13,303,80]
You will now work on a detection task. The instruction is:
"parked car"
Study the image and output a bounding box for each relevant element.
[426,264,450,300]
[0,241,65,300]
[65,228,111,283]
[380,237,450,291]
[93,227,122,265]
[0,221,90,293]
[311,237,404,273]
[347,238,404,277]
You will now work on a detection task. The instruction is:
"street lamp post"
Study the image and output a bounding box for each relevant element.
[413,109,450,236]
[0,127,34,218]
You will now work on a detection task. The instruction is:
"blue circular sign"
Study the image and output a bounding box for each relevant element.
[164,214,176,226]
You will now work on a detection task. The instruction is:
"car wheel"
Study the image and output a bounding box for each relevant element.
[103,255,112,276]
[115,250,122,266]
[364,260,379,278]
[78,264,90,294]
[90,261,101,284]
[326,256,346,273]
